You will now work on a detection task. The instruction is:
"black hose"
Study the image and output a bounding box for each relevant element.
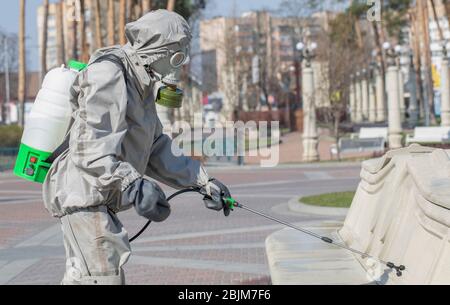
[129,188,200,243]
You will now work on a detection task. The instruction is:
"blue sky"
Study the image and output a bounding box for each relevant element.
[0,0,342,71]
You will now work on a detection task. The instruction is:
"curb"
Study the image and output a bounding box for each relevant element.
[287,196,349,217]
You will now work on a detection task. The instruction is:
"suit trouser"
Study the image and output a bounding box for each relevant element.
[60,206,131,285]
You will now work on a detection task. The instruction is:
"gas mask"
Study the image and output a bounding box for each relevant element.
[144,44,190,108]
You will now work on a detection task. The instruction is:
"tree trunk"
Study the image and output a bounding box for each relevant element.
[94,0,103,49]
[134,1,142,19]
[40,0,49,82]
[18,0,26,127]
[79,0,89,62]
[127,0,133,21]
[55,0,66,65]
[372,22,387,114]
[69,0,78,60]
[119,0,127,45]
[142,0,152,13]
[167,0,175,11]
[418,0,436,124]
[430,0,445,42]
[354,19,364,49]
[108,0,116,45]
[410,11,424,118]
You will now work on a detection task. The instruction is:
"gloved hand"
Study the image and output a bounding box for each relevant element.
[200,178,232,217]
[122,178,171,222]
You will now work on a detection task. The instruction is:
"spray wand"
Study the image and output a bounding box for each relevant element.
[129,189,406,277]
[223,197,406,277]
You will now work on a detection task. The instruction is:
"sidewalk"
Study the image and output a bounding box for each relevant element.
[244,130,377,165]
[265,227,370,285]
[265,197,370,285]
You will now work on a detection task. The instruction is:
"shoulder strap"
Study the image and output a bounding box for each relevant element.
[45,55,128,164]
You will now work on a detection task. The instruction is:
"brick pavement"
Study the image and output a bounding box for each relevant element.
[0,163,361,285]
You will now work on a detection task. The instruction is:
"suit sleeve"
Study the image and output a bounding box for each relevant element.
[145,120,209,190]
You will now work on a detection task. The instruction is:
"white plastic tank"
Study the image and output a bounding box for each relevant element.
[21,65,78,153]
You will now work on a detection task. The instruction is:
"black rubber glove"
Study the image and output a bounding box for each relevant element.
[200,178,232,217]
[122,178,171,222]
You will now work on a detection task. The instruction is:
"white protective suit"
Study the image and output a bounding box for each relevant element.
[43,10,210,285]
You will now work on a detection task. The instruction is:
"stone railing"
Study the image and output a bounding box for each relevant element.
[339,144,450,284]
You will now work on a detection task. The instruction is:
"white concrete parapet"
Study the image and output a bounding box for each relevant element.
[340,144,450,284]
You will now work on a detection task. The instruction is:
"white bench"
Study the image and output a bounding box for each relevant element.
[406,127,450,144]
[351,127,388,141]
[332,127,388,158]
[331,138,386,156]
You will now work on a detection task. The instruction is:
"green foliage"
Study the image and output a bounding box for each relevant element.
[329,12,358,48]
[348,0,369,17]
[0,125,23,148]
[300,191,356,208]
[347,0,413,43]
[383,0,412,42]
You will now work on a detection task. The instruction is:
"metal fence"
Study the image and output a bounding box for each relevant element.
[0,148,18,172]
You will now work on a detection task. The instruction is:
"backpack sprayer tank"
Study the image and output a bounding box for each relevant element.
[14,60,87,184]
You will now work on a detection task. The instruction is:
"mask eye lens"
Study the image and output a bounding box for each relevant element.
[170,52,186,68]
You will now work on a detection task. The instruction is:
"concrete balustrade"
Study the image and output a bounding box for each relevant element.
[369,79,377,123]
[375,69,386,122]
[398,69,406,122]
[355,73,363,123]
[302,65,319,162]
[350,77,357,122]
[340,145,450,284]
[361,70,369,120]
[441,57,450,127]
[386,65,403,149]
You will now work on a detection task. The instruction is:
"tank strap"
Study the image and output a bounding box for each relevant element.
[45,136,70,164]
[45,54,128,165]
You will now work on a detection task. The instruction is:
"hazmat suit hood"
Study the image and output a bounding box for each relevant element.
[89,9,192,99]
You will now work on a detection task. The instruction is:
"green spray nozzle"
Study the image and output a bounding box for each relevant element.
[224,197,238,210]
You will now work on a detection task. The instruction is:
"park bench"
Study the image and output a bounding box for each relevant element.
[331,127,388,159]
[351,127,388,141]
[406,127,450,145]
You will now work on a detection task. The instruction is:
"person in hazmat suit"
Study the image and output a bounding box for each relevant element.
[43,9,232,285]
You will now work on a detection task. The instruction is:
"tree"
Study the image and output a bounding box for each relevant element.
[40,0,49,82]
[93,0,103,50]
[18,0,26,127]
[69,0,78,60]
[55,0,65,65]
[316,10,367,147]
[119,0,127,45]
[167,0,176,11]
[79,0,89,62]
[142,0,153,13]
[417,0,436,124]
[108,0,116,45]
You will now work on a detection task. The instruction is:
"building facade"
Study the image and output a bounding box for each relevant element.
[200,11,334,121]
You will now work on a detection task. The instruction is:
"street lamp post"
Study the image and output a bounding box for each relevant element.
[361,69,369,121]
[440,45,450,126]
[395,45,406,122]
[297,42,319,162]
[384,42,403,149]
[355,71,363,123]
[349,74,356,123]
